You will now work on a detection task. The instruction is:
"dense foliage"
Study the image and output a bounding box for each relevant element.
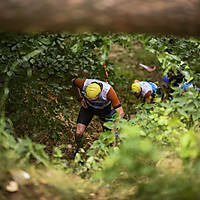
[0,32,200,199]
[137,34,200,85]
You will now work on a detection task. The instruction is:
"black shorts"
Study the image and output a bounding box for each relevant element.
[77,104,117,126]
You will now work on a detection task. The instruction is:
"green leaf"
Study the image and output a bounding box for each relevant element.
[177,108,188,118]
[192,112,200,121]
[103,121,114,130]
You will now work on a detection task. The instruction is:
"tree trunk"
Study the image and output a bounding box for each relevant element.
[0,0,200,36]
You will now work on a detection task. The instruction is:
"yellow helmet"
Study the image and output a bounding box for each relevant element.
[86,83,101,99]
[131,83,141,93]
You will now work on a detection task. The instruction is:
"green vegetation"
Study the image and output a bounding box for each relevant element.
[0,32,200,199]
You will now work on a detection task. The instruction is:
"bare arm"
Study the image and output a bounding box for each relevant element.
[106,87,125,118]
[115,106,125,118]
[144,91,152,104]
[72,78,83,102]
[72,78,88,108]
[111,106,124,133]
[138,64,157,72]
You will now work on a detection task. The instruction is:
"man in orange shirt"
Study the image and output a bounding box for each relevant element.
[72,78,125,157]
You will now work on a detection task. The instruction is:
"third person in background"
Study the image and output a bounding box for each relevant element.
[162,67,184,99]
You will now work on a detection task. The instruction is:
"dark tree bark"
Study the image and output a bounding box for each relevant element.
[0,0,200,36]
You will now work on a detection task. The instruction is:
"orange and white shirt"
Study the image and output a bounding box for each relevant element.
[73,78,121,109]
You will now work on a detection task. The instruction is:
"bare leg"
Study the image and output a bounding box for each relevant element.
[75,123,86,148]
